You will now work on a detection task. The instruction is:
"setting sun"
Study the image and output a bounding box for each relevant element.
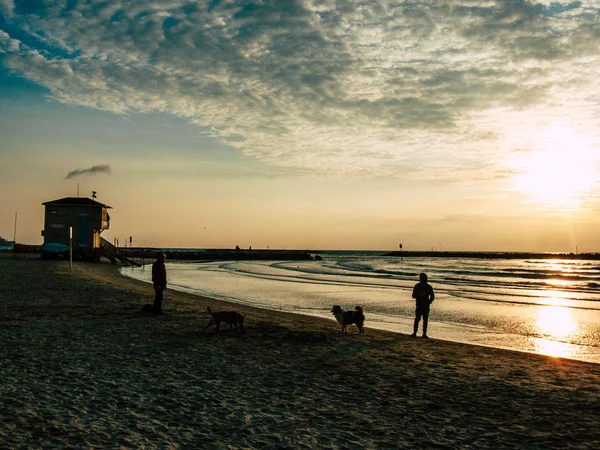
[510,127,598,209]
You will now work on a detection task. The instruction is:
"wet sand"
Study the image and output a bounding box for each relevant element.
[1,255,599,448]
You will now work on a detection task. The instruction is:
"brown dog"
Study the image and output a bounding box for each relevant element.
[203,306,246,332]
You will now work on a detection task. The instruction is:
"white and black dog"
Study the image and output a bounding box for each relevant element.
[331,305,365,334]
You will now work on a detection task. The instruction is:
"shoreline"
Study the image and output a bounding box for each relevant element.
[2,257,600,448]
[120,261,600,365]
[122,265,600,365]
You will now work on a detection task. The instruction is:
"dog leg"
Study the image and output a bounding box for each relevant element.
[203,319,214,331]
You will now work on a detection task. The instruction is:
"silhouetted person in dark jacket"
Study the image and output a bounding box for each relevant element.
[411,272,435,338]
[152,253,167,314]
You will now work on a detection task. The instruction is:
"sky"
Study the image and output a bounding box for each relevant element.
[1,0,599,252]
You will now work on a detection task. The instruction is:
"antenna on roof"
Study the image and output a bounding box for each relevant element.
[77,183,80,197]
[92,191,97,200]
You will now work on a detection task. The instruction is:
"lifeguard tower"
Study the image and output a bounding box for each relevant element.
[41,195,111,260]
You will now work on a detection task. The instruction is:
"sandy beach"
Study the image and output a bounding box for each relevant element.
[1,255,599,449]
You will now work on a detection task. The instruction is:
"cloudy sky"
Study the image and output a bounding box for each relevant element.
[1,0,599,251]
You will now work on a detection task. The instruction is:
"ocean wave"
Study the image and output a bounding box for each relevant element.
[333,259,600,285]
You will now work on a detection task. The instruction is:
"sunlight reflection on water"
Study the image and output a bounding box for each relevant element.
[534,339,583,359]
[533,290,583,308]
[537,306,577,336]
[533,305,579,358]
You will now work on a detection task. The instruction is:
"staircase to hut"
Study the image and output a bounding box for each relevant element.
[99,237,141,266]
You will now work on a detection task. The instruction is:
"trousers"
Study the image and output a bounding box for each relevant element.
[153,285,164,313]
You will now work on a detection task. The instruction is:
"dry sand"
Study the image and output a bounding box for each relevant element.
[1,255,599,449]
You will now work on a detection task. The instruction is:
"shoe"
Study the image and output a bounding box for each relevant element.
[422,334,429,339]
[410,333,417,337]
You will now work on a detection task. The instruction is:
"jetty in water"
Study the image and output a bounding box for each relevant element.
[120,248,314,261]
[383,251,600,260]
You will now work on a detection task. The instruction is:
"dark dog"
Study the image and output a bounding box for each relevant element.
[331,305,365,334]
[203,306,246,332]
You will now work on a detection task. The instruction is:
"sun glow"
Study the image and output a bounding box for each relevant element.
[509,127,599,209]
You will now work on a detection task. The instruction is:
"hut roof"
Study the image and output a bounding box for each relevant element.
[42,197,112,209]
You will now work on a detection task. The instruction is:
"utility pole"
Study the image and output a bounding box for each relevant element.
[69,227,73,269]
[13,213,17,244]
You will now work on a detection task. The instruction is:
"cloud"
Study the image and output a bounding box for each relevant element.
[0,0,14,19]
[65,164,112,180]
[1,1,600,179]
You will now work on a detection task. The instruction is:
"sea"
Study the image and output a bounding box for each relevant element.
[120,251,600,364]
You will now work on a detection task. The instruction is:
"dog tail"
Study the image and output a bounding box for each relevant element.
[355,305,365,324]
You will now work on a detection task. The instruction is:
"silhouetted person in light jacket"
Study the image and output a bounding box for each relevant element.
[411,272,435,338]
[152,253,167,314]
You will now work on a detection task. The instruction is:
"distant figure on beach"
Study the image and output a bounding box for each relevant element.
[152,253,167,314]
[411,272,435,338]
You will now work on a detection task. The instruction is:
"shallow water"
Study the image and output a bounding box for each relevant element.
[122,253,600,363]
